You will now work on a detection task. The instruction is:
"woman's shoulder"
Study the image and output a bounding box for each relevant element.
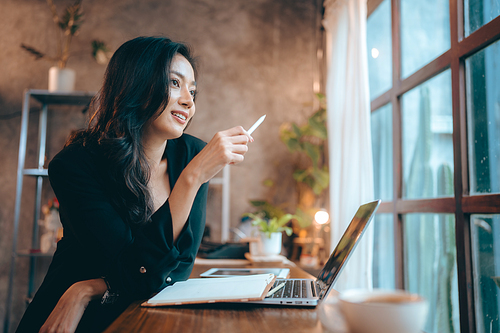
[49,141,102,176]
[169,133,206,157]
[51,142,96,164]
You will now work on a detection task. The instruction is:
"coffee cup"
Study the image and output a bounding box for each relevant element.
[338,289,429,333]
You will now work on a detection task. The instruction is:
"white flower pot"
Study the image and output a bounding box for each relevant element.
[259,232,282,255]
[48,66,75,92]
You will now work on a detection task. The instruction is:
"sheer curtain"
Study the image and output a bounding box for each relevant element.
[323,0,374,291]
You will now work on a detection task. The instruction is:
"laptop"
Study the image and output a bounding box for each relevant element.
[249,199,380,307]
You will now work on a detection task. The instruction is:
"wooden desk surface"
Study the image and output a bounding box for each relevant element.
[104,262,345,333]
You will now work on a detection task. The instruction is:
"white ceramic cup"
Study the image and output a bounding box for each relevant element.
[338,289,429,333]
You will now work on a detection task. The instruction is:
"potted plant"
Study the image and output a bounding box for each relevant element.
[244,201,297,256]
[20,0,107,91]
[279,93,329,228]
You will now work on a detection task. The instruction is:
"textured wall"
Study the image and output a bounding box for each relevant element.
[0,0,321,330]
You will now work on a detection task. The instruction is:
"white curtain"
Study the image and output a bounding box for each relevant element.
[323,0,375,291]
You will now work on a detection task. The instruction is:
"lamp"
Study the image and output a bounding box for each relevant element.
[314,209,329,225]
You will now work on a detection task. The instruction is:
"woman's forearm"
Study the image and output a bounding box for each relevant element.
[74,278,108,303]
[40,279,108,333]
[169,164,203,241]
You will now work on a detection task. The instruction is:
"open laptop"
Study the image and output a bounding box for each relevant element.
[249,199,380,307]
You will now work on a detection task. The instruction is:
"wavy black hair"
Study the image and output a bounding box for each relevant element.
[67,36,197,225]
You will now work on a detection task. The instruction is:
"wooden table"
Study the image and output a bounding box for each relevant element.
[104,261,347,333]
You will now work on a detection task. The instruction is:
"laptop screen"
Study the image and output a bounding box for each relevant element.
[316,200,380,300]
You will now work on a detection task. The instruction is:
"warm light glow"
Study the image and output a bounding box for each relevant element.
[371,48,380,59]
[314,210,329,225]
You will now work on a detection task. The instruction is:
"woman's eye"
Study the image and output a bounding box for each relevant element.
[171,79,180,87]
[190,90,197,97]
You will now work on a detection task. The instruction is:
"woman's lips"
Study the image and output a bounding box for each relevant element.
[171,111,188,124]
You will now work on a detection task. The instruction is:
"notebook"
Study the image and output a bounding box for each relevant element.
[249,200,380,307]
[142,273,276,306]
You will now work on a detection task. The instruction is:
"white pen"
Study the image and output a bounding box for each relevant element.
[267,281,286,297]
[247,115,266,135]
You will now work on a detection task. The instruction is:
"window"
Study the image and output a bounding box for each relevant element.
[401,70,454,199]
[400,0,450,78]
[465,0,500,36]
[404,213,460,332]
[465,39,500,195]
[367,0,392,99]
[367,0,500,332]
[471,214,500,332]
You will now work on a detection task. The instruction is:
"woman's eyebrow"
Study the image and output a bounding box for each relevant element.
[171,71,197,86]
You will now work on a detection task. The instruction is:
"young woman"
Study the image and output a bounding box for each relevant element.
[16,36,253,333]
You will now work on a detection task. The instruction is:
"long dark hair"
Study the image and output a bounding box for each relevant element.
[67,36,197,225]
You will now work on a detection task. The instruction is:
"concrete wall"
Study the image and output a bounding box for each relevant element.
[0,0,322,330]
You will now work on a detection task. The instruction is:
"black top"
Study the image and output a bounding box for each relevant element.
[16,134,209,333]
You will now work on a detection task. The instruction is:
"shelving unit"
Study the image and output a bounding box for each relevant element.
[209,166,231,242]
[4,89,95,333]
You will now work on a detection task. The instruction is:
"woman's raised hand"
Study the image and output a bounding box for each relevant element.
[189,126,253,185]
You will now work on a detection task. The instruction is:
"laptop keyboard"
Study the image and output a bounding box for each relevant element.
[267,279,308,298]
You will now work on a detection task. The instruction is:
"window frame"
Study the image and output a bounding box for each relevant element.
[367,0,500,332]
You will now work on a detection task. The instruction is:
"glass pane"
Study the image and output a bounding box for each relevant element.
[471,215,500,333]
[402,70,454,199]
[372,214,395,289]
[466,40,500,194]
[367,0,392,100]
[465,0,500,36]
[400,0,450,78]
[404,213,460,333]
[371,103,393,200]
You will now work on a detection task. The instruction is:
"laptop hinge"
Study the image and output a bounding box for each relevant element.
[315,280,328,300]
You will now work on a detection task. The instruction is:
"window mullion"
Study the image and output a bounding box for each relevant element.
[390,0,404,290]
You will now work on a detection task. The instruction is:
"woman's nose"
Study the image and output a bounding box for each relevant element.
[179,87,194,108]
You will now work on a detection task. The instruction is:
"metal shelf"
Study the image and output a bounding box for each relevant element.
[4,89,96,333]
[23,169,49,177]
[16,250,55,257]
[209,166,230,242]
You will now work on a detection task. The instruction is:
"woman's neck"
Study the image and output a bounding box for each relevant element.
[142,138,168,168]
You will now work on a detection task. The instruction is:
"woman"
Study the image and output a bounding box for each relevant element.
[16,36,253,332]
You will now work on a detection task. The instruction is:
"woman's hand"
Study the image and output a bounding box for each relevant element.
[169,126,252,240]
[188,126,253,185]
[40,279,107,333]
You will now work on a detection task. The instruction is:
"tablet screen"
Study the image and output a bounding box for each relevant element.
[201,268,290,279]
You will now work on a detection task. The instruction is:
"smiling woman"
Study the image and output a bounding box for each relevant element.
[15,36,254,333]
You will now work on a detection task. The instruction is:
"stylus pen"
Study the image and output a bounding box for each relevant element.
[267,282,286,297]
[247,115,266,135]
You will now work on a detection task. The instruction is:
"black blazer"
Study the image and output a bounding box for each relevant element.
[16,134,209,332]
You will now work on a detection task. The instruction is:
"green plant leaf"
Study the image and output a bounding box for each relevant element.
[295,208,313,228]
[263,179,274,187]
[303,142,320,167]
[20,44,45,60]
[284,137,301,152]
[311,168,329,188]
[249,200,267,208]
[292,123,302,138]
[292,169,308,182]
[283,226,293,236]
[277,214,293,227]
[308,115,327,139]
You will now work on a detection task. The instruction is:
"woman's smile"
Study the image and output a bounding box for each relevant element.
[171,110,188,124]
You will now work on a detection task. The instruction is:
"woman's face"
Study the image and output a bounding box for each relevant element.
[145,54,197,142]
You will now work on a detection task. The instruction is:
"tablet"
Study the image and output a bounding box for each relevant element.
[200,268,290,279]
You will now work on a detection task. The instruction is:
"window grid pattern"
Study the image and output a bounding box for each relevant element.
[367,0,500,332]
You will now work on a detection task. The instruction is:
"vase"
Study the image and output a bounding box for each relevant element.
[48,66,76,92]
[259,232,282,255]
